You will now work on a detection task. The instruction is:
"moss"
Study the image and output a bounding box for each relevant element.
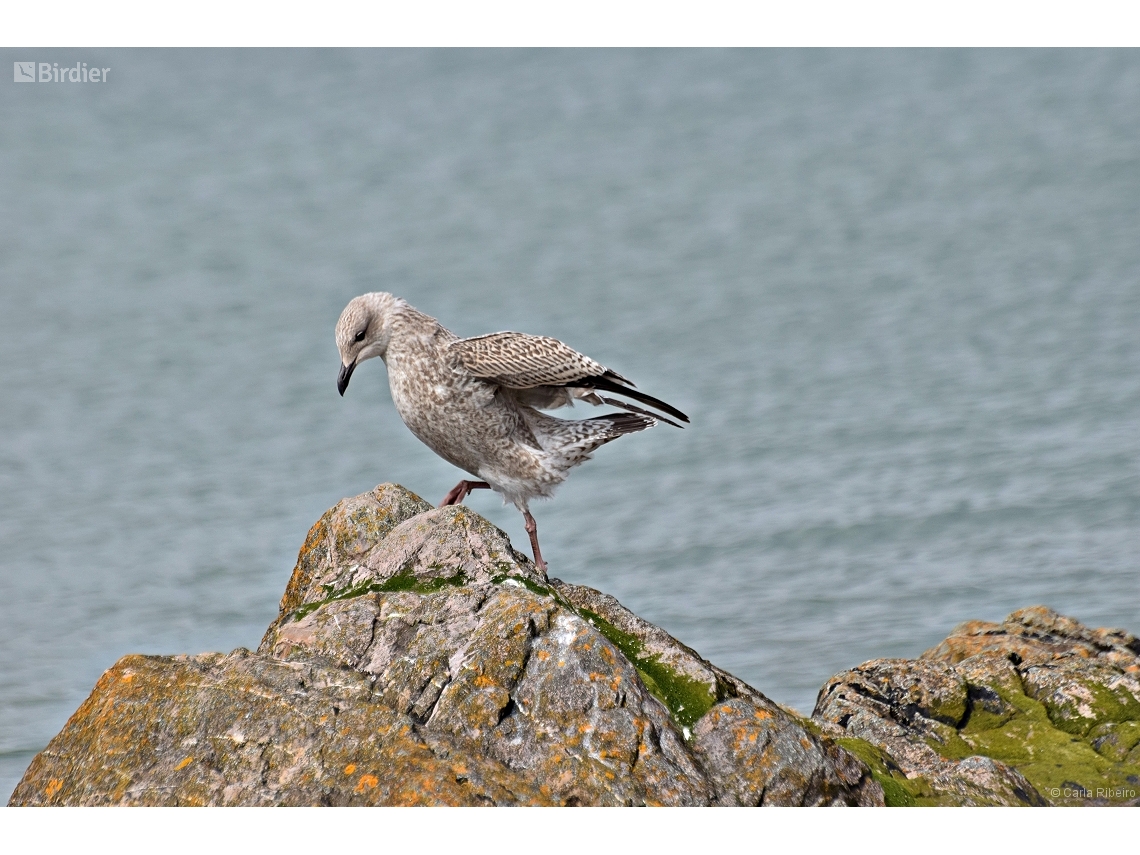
[1037,678,1140,736]
[287,569,467,621]
[834,737,938,807]
[844,672,1140,804]
[1089,721,1140,762]
[576,608,718,730]
[793,715,826,738]
[874,775,918,807]
[381,567,467,594]
[951,681,1140,804]
[960,703,1015,733]
[923,723,977,762]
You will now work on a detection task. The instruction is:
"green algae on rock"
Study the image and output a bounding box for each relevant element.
[274,484,433,618]
[814,606,1140,806]
[10,484,881,807]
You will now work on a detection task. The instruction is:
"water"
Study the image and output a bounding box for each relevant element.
[2,49,1138,800]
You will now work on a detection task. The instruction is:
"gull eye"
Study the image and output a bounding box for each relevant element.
[354,330,366,343]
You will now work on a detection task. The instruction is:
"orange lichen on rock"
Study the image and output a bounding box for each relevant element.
[354,774,379,792]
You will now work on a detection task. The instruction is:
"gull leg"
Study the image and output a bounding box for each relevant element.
[523,510,548,576]
[439,480,490,507]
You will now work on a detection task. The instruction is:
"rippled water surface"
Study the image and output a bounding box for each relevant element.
[2,49,1138,799]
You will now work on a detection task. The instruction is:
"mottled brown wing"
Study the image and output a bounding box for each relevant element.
[452,331,690,425]
[450,332,619,389]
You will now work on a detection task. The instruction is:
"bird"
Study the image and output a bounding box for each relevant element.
[334,292,688,574]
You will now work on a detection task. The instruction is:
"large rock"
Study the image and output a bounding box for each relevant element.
[813,607,1140,805]
[11,484,881,807]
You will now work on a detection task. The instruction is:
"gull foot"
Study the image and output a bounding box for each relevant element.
[439,480,490,507]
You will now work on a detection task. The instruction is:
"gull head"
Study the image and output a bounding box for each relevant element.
[335,292,404,395]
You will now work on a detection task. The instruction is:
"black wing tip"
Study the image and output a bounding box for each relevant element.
[571,375,690,424]
[602,368,636,388]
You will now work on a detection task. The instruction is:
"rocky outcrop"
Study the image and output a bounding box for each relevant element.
[813,607,1140,805]
[14,483,1137,807]
[10,484,881,806]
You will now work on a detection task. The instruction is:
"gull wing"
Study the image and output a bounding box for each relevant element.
[451,332,617,388]
[450,332,689,425]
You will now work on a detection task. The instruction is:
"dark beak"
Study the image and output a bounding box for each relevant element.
[337,361,356,396]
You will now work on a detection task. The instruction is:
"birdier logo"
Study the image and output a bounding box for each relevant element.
[13,62,110,83]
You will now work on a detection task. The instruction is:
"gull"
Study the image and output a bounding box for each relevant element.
[334,292,688,574]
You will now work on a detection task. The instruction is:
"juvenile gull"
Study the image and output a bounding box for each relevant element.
[335,292,688,574]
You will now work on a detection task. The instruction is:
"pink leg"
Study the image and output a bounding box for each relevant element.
[438,480,490,507]
[523,510,548,575]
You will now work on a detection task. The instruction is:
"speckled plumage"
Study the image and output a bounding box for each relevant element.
[451,332,619,388]
[334,292,688,571]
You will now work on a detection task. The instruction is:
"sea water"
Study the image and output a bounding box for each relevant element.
[1,49,1138,799]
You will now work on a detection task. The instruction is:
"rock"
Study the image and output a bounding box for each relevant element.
[7,650,552,806]
[548,579,877,805]
[923,606,1140,672]
[11,484,881,807]
[814,606,1140,806]
[690,699,873,806]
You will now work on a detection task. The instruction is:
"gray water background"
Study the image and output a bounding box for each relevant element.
[1,49,1138,800]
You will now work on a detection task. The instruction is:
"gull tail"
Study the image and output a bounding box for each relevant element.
[523,409,656,474]
[599,395,684,428]
[586,411,657,435]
